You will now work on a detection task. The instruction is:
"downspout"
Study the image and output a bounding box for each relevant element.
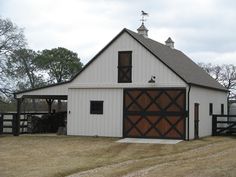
[187,84,191,141]
[227,90,230,123]
[227,91,230,116]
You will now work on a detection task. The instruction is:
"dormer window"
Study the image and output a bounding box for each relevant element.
[118,51,132,83]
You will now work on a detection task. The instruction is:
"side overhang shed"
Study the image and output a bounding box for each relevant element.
[13,82,69,136]
[15,82,69,99]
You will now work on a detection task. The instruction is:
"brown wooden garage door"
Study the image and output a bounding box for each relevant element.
[123,88,186,139]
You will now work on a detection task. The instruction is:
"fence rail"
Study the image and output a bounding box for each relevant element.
[0,112,49,135]
[212,115,236,136]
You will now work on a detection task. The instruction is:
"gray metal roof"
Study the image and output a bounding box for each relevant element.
[125,29,227,91]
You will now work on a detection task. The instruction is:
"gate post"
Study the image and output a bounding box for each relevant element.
[13,98,22,136]
[212,115,217,136]
[0,114,3,134]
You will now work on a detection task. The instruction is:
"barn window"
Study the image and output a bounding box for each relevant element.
[221,104,224,115]
[209,103,213,115]
[90,101,103,114]
[118,51,132,83]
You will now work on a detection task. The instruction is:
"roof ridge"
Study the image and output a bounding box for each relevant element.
[125,28,180,52]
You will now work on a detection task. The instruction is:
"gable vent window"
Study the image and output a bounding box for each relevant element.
[118,51,132,83]
[90,101,103,114]
[209,103,213,115]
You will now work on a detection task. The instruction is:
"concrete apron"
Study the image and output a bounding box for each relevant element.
[117,138,182,144]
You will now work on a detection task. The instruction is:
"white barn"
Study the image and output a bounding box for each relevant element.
[15,24,228,140]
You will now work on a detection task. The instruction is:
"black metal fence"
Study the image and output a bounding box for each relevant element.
[212,115,236,136]
[0,112,48,135]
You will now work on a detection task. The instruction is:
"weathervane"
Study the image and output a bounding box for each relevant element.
[141,10,149,23]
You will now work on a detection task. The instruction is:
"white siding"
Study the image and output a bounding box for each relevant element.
[189,86,227,139]
[71,32,186,87]
[16,84,69,98]
[230,103,236,115]
[16,32,186,99]
[67,88,123,137]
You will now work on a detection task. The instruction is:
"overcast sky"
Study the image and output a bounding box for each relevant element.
[0,0,236,65]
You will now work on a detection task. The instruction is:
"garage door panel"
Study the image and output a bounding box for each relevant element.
[163,91,185,111]
[146,116,159,124]
[175,116,185,133]
[124,94,132,108]
[167,116,179,124]
[146,128,160,137]
[165,116,185,138]
[156,118,171,133]
[166,104,181,112]
[165,129,180,138]
[124,119,132,131]
[137,94,152,109]
[175,94,185,110]
[136,118,152,135]
[124,88,186,139]
[146,90,161,98]
[128,128,142,137]
[157,93,171,109]
[146,103,161,112]
[165,90,183,101]
[126,115,141,124]
[177,95,185,107]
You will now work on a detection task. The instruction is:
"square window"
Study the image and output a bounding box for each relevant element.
[90,101,103,114]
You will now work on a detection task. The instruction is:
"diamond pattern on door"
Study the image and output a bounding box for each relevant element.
[123,88,186,139]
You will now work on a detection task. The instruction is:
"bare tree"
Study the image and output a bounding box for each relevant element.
[0,17,26,101]
[198,63,221,81]
[0,17,26,56]
[198,63,236,99]
[220,65,236,99]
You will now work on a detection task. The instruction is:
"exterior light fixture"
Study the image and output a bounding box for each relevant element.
[148,76,156,83]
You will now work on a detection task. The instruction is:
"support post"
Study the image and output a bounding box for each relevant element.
[212,115,217,136]
[46,99,54,114]
[13,98,22,136]
[58,99,62,112]
[0,114,3,134]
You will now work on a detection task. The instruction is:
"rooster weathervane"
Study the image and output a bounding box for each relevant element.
[141,10,149,23]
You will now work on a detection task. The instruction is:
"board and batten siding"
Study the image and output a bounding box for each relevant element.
[70,32,186,88]
[67,88,123,137]
[189,86,227,139]
[229,103,236,115]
